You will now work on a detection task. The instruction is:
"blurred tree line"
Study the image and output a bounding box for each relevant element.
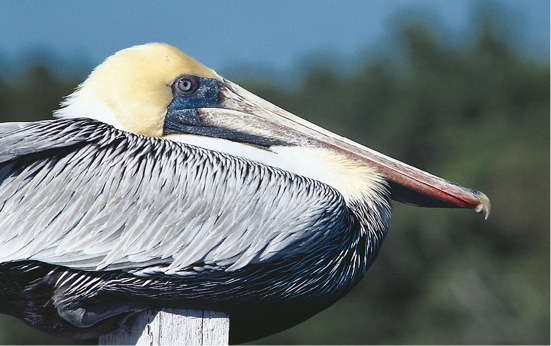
[0,15,548,346]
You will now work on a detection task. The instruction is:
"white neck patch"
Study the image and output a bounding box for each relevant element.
[166,134,387,204]
[54,90,125,130]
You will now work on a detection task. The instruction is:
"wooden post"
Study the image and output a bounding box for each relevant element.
[98,309,229,345]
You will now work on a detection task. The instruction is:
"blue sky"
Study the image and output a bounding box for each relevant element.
[0,0,548,77]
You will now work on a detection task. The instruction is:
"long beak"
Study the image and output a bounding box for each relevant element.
[205,79,490,219]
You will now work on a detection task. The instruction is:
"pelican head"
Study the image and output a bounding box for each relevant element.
[56,42,489,216]
[55,43,222,136]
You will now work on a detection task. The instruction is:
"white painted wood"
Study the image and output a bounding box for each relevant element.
[98,309,229,345]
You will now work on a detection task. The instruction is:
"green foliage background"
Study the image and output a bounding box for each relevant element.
[0,10,548,346]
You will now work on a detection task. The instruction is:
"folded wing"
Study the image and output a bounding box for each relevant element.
[0,118,350,274]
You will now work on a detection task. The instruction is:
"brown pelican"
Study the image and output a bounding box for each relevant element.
[0,43,489,343]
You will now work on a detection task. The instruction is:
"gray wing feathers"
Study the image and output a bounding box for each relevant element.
[0,120,98,163]
[0,119,347,274]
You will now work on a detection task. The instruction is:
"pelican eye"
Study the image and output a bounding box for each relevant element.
[173,75,198,95]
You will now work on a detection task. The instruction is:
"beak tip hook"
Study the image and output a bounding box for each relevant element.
[473,190,491,220]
